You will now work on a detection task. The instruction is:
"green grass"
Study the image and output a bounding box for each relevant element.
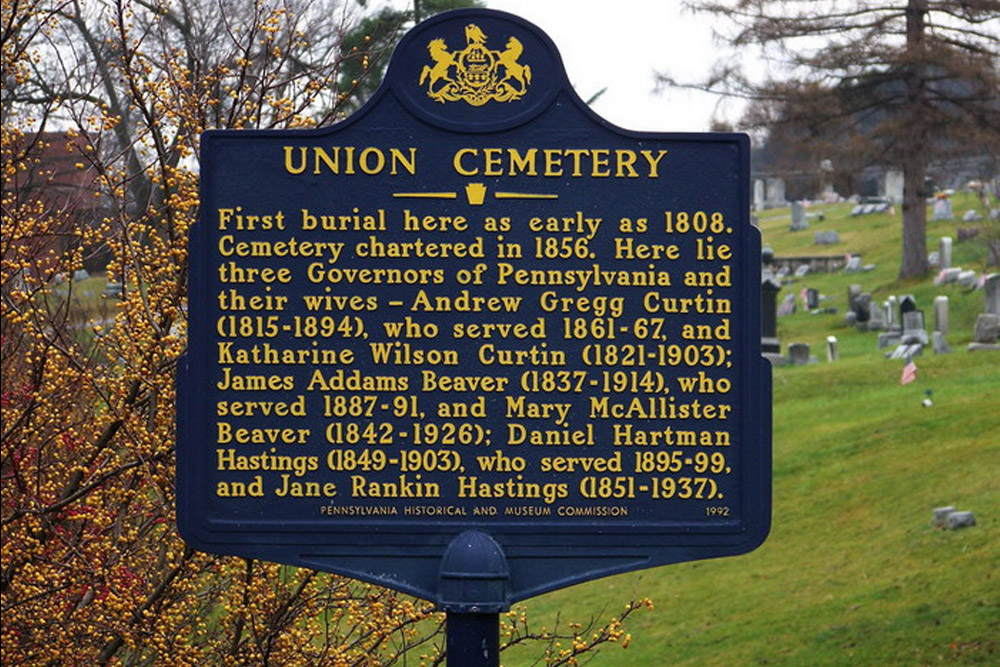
[503,199,999,666]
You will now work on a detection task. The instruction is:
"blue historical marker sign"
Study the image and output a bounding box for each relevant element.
[178,8,771,608]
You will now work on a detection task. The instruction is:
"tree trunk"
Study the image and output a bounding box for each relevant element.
[899,159,930,279]
[898,0,931,280]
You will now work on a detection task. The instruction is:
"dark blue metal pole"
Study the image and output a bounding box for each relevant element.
[446,611,499,666]
[439,531,509,667]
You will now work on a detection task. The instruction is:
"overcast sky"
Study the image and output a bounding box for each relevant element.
[483,0,741,132]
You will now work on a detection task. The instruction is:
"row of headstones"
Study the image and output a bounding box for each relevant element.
[786,338,840,366]
[932,196,998,222]
[845,275,1000,354]
[771,263,831,283]
[53,269,94,284]
[845,291,944,355]
[784,282,997,366]
[931,235,990,294]
[850,201,892,217]
[771,255,871,286]
[776,287,835,316]
[52,269,123,297]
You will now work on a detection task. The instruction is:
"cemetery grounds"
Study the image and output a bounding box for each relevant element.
[503,193,998,666]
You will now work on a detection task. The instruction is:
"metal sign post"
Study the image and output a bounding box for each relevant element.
[440,531,506,665]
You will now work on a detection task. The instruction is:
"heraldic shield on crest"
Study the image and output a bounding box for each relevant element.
[419,23,532,106]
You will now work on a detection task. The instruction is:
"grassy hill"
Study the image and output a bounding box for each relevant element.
[505,196,999,666]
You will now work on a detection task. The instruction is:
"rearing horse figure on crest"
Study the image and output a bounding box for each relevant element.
[420,39,455,98]
[498,36,531,93]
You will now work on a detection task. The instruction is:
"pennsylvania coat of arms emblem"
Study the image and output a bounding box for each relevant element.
[419,24,532,106]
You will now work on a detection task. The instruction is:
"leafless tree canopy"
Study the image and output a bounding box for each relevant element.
[661,0,1000,278]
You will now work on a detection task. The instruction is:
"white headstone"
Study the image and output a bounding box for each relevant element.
[766,178,786,207]
[932,197,953,221]
[933,296,949,334]
[939,236,952,270]
[958,270,978,289]
[790,201,808,230]
[985,273,1000,315]
[884,170,904,203]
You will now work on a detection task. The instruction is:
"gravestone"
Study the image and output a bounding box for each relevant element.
[847,284,862,312]
[794,264,810,277]
[103,282,123,299]
[843,256,861,273]
[939,236,952,269]
[932,196,953,221]
[806,288,820,310]
[878,331,901,349]
[985,274,1000,315]
[845,311,858,328]
[958,270,978,289]
[778,293,797,316]
[970,314,999,346]
[853,293,872,324]
[825,336,838,362]
[868,302,887,331]
[888,342,923,360]
[956,227,979,242]
[884,170,904,202]
[899,295,916,316]
[941,267,963,284]
[790,201,808,230]
[932,506,956,527]
[814,230,839,245]
[766,178,786,207]
[962,209,982,222]
[850,204,865,217]
[761,277,781,354]
[754,179,765,211]
[884,298,896,330]
[946,512,976,529]
[933,296,949,334]
[788,342,812,365]
[902,310,929,345]
[72,269,89,282]
[933,331,950,354]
